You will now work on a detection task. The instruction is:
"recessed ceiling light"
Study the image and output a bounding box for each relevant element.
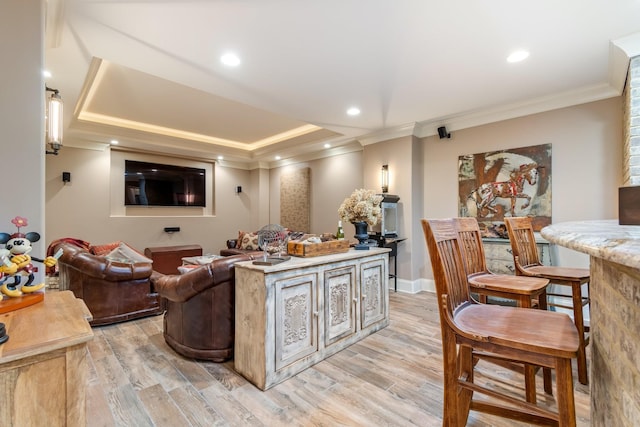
[217,155,224,160]
[275,155,281,160]
[507,50,530,63]
[347,107,361,116]
[110,139,119,145]
[43,70,52,78]
[324,143,331,148]
[221,52,241,67]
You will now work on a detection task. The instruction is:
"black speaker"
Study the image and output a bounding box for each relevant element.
[62,171,71,183]
[437,126,451,139]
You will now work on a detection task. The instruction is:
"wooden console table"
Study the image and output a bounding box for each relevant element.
[0,291,94,426]
[482,235,553,274]
[234,248,390,390]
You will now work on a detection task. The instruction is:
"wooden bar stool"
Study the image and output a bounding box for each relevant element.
[504,216,590,385]
[422,218,579,427]
[455,217,552,400]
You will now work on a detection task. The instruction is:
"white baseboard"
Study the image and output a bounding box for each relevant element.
[389,278,436,294]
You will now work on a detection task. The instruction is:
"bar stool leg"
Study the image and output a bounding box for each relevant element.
[571,281,588,385]
[538,290,553,395]
[555,356,577,427]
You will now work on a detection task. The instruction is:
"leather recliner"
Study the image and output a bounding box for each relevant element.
[151,253,257,362]
[53,241,162,326]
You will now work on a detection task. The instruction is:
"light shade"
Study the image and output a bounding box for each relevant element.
[381,164,389,193]
[46,90,63,153]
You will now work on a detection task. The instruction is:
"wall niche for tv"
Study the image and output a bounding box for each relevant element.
[124,160,206,207]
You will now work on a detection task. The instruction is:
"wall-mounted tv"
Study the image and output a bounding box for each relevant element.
[125,160,206,207]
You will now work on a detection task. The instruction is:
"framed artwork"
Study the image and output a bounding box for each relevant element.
[458,143,551,237]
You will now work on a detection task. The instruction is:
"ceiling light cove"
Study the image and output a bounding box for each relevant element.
[507,50,530,63]
[221,52,241,67]
[347,107,361,116]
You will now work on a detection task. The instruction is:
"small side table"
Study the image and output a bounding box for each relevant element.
[370,234,406,292]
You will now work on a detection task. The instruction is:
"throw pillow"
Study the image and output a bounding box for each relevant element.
[177,264,200,274]
[181,254,223,265]
[239,232,261,250]
[106,242,153,264]
[90,241,121,256]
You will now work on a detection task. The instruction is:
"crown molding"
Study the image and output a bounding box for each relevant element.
[414,82,620,139]
[357,123,418,146]
[45,0,65,49]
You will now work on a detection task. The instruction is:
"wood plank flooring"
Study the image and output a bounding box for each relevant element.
[85,291,591,426]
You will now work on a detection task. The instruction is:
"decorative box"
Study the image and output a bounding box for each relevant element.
[287,240,350,257]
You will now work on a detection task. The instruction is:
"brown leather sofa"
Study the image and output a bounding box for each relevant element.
[151,253,257,362]
[53,241,163,326]
[219,239,262,257]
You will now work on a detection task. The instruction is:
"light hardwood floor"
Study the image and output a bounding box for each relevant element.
[86,291,591,426]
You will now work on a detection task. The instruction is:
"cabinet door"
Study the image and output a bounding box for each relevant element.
[324,265,356,347]
[360,259,386,329]
[275,273,318,371]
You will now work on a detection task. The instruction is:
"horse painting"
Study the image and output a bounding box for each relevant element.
[468,162,541,217]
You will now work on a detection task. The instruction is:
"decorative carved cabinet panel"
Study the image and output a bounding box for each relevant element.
[275,273,318,370]
[482,236,554,274]
[234,248,390,390]
[360,260,386,328]
[324,265,356,347]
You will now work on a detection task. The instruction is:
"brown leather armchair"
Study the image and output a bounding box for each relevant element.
[53,241,162,326]
[151,253,257,362]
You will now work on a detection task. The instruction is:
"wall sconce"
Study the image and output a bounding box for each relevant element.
[45,86,63,155]
[381,164,389,193]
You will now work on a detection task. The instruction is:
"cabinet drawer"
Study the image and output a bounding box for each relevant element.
[482,241,513,261]
[486,258,514,274]
[482,237,553,275]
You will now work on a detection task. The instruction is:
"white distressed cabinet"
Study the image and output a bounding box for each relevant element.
[234,248,390,390]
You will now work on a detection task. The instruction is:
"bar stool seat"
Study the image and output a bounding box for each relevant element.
[455,217,552,400]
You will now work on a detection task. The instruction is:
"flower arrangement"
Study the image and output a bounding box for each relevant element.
[338,189,384,226]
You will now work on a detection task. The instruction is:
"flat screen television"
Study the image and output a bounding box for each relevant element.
[125,160,206,207]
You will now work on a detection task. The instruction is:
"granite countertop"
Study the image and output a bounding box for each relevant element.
[541,219,640,268]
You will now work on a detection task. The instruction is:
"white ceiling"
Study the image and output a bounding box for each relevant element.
[44,0,640,167]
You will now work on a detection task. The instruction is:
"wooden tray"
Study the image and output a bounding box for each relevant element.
[287,240,350,257]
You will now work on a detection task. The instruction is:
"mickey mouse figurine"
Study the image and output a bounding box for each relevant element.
[0,216,60,298]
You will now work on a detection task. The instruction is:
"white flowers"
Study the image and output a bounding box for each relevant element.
[338,189,384,226]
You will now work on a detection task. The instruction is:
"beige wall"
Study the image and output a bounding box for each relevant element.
[270,151,364,234]
[46,147,256,255]
[0,0,46,268]
[362,136,422,290]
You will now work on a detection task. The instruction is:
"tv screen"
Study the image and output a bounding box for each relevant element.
[125,160,206,207]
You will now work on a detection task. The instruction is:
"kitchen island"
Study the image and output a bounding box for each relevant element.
[541,220,640,426]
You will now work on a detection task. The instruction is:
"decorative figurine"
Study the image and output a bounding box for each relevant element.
[0,216,61,298]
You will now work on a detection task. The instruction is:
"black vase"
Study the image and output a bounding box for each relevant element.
[352,221,370,250]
